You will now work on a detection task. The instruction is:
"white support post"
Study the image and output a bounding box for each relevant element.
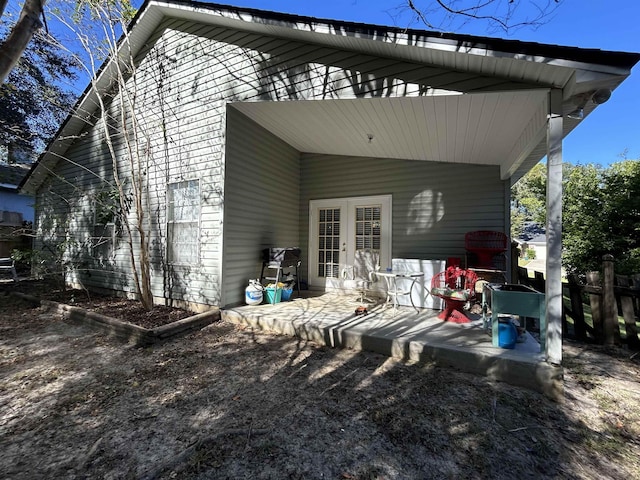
[545,89,563,366]
[504,181,512,282]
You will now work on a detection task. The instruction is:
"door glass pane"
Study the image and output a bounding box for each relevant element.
[317,207,341,278]
[365,208,373,221]
[329,263,339,278]
[354,205,381,257]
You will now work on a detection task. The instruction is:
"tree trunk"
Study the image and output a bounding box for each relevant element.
[0,0,45,84]
[0,0,10,22]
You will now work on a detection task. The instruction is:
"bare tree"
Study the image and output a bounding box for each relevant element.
[398,0,562,33]
[47,0,156,309]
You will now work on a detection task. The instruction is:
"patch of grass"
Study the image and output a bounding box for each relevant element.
[10,367,64,386]
[592,389,617,411]
[584,430,631,459]
[570,367,601,390]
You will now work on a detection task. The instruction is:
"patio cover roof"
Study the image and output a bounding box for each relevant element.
[20,0,640,194]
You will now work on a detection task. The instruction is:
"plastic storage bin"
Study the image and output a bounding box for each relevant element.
[498,321,518,349]
[265,287,282,304]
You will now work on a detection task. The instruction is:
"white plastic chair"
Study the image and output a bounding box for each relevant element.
[0,258,18,283]
[342,248,380,304]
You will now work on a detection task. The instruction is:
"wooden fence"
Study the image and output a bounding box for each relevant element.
[517,255,640,350]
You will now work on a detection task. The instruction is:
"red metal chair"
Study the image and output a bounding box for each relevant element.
[430,266,478,323]
[464,230,508,268]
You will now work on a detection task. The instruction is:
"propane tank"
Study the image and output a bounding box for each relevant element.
[245,279,263,305]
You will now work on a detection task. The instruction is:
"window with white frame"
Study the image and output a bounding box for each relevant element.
[91,223,115,258]
[91,191,118,259]
[167,179,200,265]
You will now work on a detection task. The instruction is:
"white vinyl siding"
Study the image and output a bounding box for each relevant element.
[33,15,508,307]
[300,154,507,267]
[222,108,300,305]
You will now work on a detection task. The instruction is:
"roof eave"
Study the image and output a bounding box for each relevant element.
[20,0,640,194]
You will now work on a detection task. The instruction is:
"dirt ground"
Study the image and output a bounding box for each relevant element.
[1,281,639,480]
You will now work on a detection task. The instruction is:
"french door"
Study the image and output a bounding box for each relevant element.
[308,195,392,290]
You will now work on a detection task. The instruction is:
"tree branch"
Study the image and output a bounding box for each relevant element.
[0,0,46,83]
[404,0,561,33]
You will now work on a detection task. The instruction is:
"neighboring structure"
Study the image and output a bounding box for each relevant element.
[19,1,640,365]
[516,222,547,262]
[0,163,33,257]
[1,163,33,222]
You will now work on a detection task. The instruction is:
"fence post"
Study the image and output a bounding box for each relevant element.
[602,254,621,346]
[616,274,640,351]
[567,274,586,340]
[586,271,603,343]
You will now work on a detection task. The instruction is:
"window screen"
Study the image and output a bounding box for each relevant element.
[167,180,200,265]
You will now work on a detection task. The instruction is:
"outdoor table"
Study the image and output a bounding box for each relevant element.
[468,267,507,284]
[375,270,423,314]
[482,283,546,351]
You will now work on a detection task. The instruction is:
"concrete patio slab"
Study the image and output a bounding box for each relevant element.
[222,293,563,400]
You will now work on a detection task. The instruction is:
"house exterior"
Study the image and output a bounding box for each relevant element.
[1,163,33,222]
[20,1,639,365]
[1,163,33,257]
[517,222,547,262]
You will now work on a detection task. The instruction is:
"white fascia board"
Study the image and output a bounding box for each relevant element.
[147,2,632,81]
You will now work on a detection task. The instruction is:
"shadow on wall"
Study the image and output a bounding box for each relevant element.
[406,190,445,235]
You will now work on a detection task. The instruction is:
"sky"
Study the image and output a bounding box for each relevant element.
[6,0,637,166]
[197,0,640,166]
